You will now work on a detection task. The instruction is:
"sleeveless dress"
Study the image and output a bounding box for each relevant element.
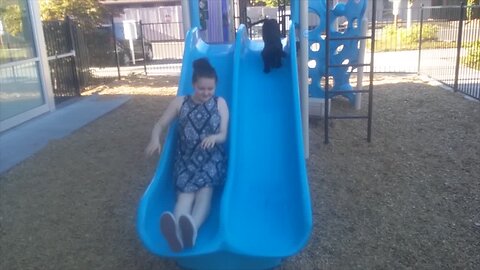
[174,95,227,193]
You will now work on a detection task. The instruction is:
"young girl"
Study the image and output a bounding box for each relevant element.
[145,58,229,252]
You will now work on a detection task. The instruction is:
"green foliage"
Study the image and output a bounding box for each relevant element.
[462,41,480,70]
[39,0,110,28]
[0,3,22,36]
[373,23,440,51]
[383,23,438,44]
[466,0,479,21]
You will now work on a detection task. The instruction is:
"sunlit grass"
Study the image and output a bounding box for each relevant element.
[368,40,457,52]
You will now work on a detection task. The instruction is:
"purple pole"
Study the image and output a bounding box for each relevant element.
[222,0,229,42]
[207,0,223,42]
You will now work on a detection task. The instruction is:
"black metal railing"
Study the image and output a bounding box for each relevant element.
[69,20,92,89]
[41,5,479,101]
[419,4,480,100]
[42,17,80,103]
[140,21,185,75]
[78,19,185,79]
[371,6,440,73]
[47,56,79,102]
[371,4,479,100]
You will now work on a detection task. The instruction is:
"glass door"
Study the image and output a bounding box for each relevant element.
[0,0,51,131]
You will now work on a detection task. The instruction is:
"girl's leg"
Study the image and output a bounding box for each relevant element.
[173,192,195,220]
[178,187,213,248]
[191,187,213,228]
[160,192,194,252]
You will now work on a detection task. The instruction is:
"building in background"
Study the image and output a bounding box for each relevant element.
[100,0,184,61]
[100,0,183,41]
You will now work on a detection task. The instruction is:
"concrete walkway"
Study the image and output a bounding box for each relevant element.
[0,94,130,175]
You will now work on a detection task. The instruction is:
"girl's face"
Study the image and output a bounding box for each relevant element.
[193,77,216,103]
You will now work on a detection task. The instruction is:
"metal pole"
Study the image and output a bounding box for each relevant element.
[299,0,309,158]
[325,0,331,144]
[417,4,424,74]
[111,16,121,80]
[454,2,465,92]
[139,20,147,75]
[66,16,80,95]
[355,18,368,110]
[181,0,191,33]
[367,0,377,143]
[278,0,287,37]
[239,0,248,26]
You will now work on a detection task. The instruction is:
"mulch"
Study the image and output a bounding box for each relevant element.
[0,74,479,270]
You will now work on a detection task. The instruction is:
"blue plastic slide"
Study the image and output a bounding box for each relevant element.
[137,23,312,270]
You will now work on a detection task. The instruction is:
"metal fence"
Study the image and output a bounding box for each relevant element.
[81,19,185,80]
[70,20,93,89]
[371,4,480,100]
[43,5,479,101]
[419,4,480,100]
[42,18,80,103]
[43,17,112,97]
[141,21,185,75]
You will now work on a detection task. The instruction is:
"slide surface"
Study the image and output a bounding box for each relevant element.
[137,24,311,265]
[222,25,311,257]
[137,29,235,257]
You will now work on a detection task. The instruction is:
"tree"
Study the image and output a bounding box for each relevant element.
[466,0,479,21]
[0,0,24,36]
[39,0,110,27]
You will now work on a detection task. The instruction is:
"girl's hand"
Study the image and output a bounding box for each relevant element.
[145,139,162,157]
[201,135,217,149]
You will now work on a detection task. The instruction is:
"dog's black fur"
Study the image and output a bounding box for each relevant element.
[261,19,286,73]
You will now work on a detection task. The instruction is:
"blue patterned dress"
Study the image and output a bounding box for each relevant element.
[174,95,227,192]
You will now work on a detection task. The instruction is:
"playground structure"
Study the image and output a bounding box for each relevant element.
[184,0,373,144]
[137,0,374,269]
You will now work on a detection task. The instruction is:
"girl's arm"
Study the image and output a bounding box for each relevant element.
[215,97,229,143]
[145,96,183,156]
[201,97,229,149]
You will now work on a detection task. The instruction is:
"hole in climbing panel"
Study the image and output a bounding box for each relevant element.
[320,76,333,89]
[334,16,348,33]
[335,45,344,55]
[308,77,312,85]
[342,59,350,65]
[310,42,320,52]
[308,60,317,69]
[352,18,359,29]
[308,11,321,31]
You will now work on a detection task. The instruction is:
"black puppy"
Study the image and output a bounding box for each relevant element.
[261,19,286,73]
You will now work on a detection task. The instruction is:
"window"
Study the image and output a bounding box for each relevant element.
[0,0,46,125]
[0,0,36,64]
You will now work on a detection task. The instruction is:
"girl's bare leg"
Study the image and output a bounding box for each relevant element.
[191,187,213,228]
[177,187,213,248]
[174,192,195,220]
